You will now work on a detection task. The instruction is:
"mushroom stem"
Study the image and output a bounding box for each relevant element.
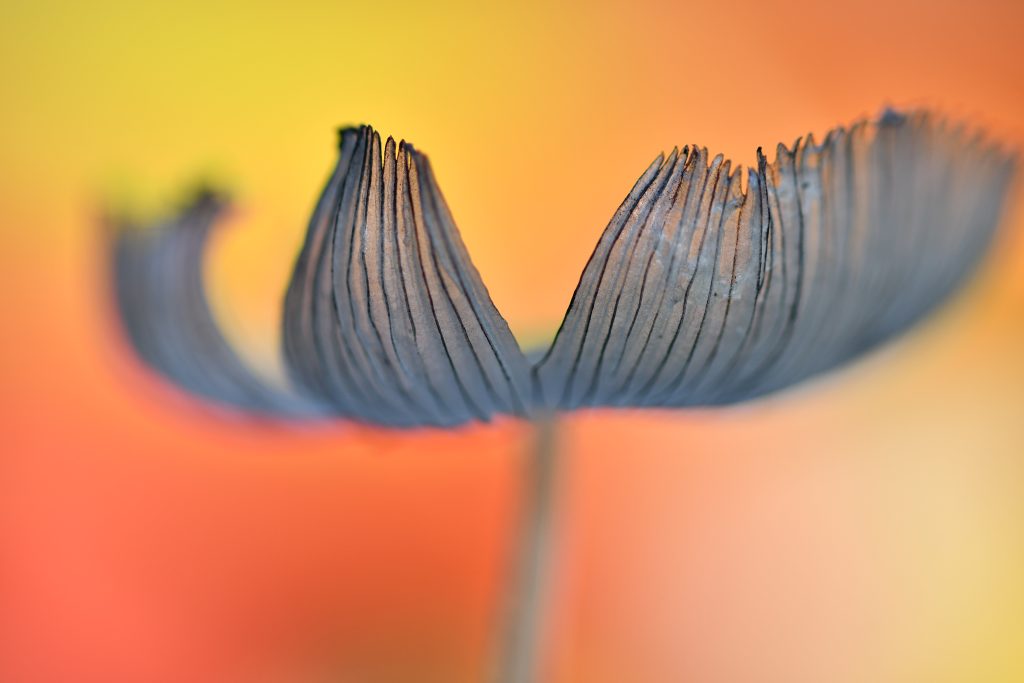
[496,412,561,683]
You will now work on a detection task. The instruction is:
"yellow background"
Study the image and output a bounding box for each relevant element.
[2,1,1023,681]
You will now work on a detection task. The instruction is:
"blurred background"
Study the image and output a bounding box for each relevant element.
[2,1,1023,681]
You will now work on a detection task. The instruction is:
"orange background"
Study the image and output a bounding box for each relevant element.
[2,1,1023,681]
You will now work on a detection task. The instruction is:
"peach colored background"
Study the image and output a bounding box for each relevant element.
[2,1,1023,681]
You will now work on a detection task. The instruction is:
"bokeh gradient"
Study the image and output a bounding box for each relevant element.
[2,1,1023,682]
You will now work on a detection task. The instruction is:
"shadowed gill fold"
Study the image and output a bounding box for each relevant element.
[280,126,533,427]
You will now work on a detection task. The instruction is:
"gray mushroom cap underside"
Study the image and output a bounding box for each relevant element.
[112,110,1016,427]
